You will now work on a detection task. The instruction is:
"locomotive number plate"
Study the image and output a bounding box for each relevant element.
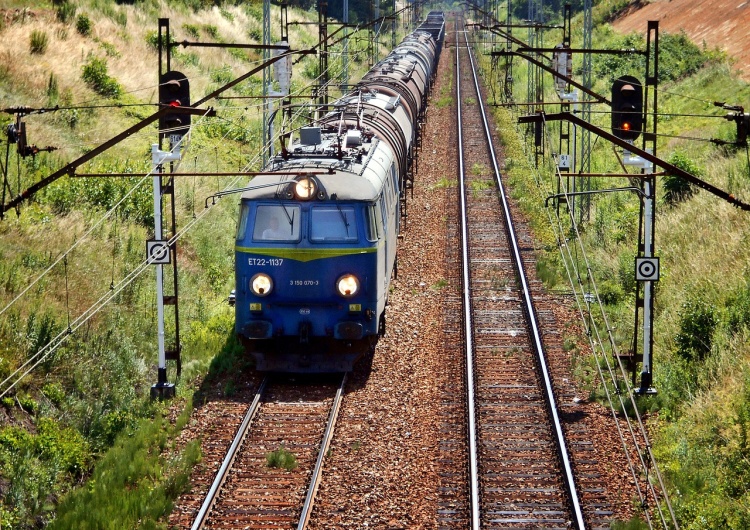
[247,258,284,266]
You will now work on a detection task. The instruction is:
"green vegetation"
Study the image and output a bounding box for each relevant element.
[81,56,122,98]
[431,279,449,289]
[266,445,298,471]
[663,151,700,206]
[29,30,49,54]
[56,2,76,24]
[75,13,92,37]
[48,408,200,530]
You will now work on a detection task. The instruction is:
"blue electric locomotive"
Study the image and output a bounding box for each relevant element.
[234,16,444,372]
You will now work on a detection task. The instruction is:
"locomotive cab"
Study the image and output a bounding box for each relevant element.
[234,166,397,372]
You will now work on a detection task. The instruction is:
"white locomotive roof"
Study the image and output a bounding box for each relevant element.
[239,137,396,202]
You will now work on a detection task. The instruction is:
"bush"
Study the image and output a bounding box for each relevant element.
[0,417,91,517]
[664,151,701,206]
[675,297,717,362]
[598,279,625,305]
[81,56,122,99]
[660,31,716,82]
[182,23,200,39]
[76,14,92,36]
[35,417,90,477]
[42,382,65,406]
[46,73,59,104]
[29,30,49,54]
[592,30,712,85]
[41,172,152,224]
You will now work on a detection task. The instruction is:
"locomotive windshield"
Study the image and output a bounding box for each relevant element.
[310,206,358,242]
[236,204,250,240]
[252,204,300,241]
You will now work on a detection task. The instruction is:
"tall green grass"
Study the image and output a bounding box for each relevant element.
[48,407,200,530]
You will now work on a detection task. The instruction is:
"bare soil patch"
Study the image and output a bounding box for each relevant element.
[613,0,750,80]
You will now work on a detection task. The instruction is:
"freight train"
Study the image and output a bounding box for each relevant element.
[233,13,445,372]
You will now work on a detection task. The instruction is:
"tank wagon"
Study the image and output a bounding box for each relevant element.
[233,13,445,372]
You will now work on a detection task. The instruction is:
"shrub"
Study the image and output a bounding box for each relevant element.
[219,7,234,21]
[42,171,153,223]
[17,394,38,414]
[0,417,90,477]
[675,297,717,362]
[202,24,220,40]
[182,23,200,39]
[42,382,65,406]
[76,14,92,37]
[29,30,49,54]
[46,73,59,104]
[663,151,701,206]
[112,9,127,27]
[81,56,122,98]
[598,279,625,305]
[592,30,712,85]
[144,29,158,50]
[617,251,637,295]
[98,40,120,58]
[210,66,233,85]
[25,312,60,360]
[36,417,90,477]
[660,31,716,82]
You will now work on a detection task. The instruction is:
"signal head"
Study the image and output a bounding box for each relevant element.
[611,75,643,142]
[159,70,191,143]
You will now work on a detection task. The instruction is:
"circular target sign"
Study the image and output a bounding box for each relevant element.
[147,240,171,265]
[635,257,659,281]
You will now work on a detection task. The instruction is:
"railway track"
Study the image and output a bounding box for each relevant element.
[452,20,614,529]
[188,374,346,529]
[169,15,646,530]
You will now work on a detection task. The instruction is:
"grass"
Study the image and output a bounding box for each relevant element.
[47,407,201,530]
[431,278,449,289]
[266,445,298,471]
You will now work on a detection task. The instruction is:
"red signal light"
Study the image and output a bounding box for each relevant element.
[611,75,643,141]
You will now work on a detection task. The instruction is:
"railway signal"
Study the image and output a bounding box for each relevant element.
[158,70,191,142]
[611,75,643,141]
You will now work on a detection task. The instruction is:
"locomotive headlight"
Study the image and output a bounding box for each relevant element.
[251,273,273,296]
[294,177,317,200]
[336,274,359,297]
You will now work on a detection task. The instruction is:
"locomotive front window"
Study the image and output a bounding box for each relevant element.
[252,204,301,241]
[366,203,379,242]
[236,204,250,240]
[310,206,358,242]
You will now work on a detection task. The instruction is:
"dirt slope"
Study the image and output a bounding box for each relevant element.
[613,0,750,80]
